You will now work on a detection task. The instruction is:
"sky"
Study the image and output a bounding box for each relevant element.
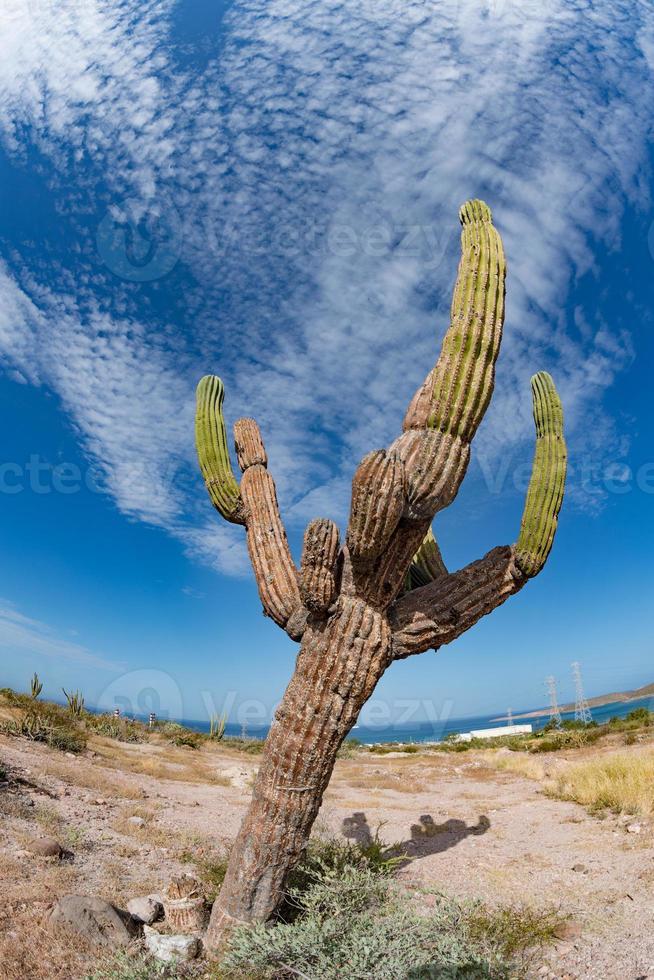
[0,0,653,730]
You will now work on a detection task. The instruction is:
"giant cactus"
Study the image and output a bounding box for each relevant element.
[196,200,567,950]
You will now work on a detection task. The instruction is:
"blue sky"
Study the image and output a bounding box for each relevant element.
[0,0,653,728]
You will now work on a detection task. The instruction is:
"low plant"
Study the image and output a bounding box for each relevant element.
[0,708,86,753]
[85,952,178,979]
[209,713,227,741]
[62,688,85,717]
[84,712,147,743]
[29,672,43,699]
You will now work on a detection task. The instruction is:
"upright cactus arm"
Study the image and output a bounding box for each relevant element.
[235,417,302,631]
[389,372,567,658]
[394,200,506,518]
[195,377,246,525]
[195,381,302,637]
[355,200,507,605]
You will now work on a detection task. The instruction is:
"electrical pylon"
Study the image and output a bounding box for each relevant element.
[571,661,592,724]
[546,675,562,727]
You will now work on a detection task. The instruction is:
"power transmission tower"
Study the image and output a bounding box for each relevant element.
[571,662,592,724]
[506,707,513,728]
[545,676,562,727]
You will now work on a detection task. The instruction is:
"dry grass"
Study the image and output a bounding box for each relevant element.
[489,753,548,782]
[546,747,654,817]
[90,736,231,786]
[0,850,95,980]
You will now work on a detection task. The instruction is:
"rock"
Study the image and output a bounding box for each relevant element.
[127,895,164,925]
[128,816,146,827]
[571,862,588,873]
[143,926,201,963]
[26,837,64,859]
[553,920,582,941]
[627,822,642,834]
[64,752,76,759]
[49,895,139,948]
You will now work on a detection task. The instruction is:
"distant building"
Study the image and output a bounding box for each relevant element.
[454,724,532,742]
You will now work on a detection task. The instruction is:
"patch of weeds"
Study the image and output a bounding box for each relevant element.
[465,903,568,961]
[159,723,206,750]
[84,713,147,743]
[195,855,229,902]
[85,951,192,978]
[0,697,87,753]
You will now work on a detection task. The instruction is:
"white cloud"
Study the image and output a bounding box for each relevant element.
[0,599,122,670]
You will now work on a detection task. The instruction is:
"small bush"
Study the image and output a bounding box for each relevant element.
[84,712,147,743]
[0,709,86,753]
[85,952,177,978]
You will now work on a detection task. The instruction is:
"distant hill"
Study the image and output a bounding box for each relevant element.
[491,681,654,722]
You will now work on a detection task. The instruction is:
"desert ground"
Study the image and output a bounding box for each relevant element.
[1,730,653,979]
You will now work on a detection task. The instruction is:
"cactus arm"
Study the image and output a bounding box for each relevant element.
[393,200,507,521]
[390,545,522,659]
[356,200,505,607]
[515,372,567,577]
[195,376,246,525]
[346,450,405,562]
[390,372,567,657]
[404,199,506,440]
[300,518,340,613]
[406,525,448,590]
[234,418,302,632]
[195,381,302,636]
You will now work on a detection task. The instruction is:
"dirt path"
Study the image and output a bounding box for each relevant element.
[1,734,653,979]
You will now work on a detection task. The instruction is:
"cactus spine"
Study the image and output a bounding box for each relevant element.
[195,200,567,950]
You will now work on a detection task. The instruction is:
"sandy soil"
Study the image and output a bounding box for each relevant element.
[1,733,653,980]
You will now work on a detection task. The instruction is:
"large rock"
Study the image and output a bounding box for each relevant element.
[127,895,164,925]
[27,837,65,858]
[143,926,201,963]
[49,895,139,948]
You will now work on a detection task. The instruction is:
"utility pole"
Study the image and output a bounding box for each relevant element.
[546,675,562,727]
[571,661,592,725]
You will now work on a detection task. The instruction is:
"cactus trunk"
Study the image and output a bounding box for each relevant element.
[206,595,391,943]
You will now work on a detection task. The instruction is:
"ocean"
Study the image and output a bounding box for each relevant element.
[177,693,654,745]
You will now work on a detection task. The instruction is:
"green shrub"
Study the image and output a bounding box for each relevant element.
[62,688,85,717]
[85,952,173,978]
[0,710,86,753]
[223,868,553,979]
[84,712,147,743]
[30,672,43,699]
[626,707,652,723]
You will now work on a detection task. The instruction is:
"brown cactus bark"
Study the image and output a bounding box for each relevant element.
[195,201,568,952]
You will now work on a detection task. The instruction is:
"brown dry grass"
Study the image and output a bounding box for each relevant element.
[90,736,231,787]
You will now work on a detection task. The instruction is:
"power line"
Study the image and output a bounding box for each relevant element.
[571,661,592,725]
[545,676,562,727]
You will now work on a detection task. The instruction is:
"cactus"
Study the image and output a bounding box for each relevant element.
[209,713,227,741]
[195,200,567,949]
[29,672,43,699]
[62,688,85,717]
